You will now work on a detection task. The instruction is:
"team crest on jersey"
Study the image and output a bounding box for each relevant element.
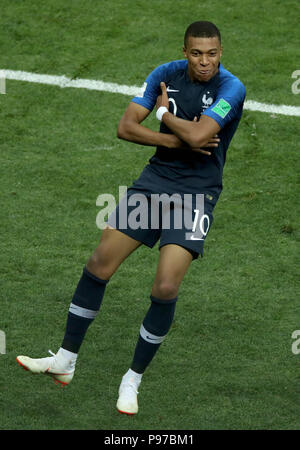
[202,92,214,109]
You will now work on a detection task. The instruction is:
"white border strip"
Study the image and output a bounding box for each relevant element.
[2,69,300,117]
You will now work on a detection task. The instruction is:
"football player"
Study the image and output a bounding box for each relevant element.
[17,21,246,415]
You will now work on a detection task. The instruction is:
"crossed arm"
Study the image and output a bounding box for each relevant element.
[117,82,221,155]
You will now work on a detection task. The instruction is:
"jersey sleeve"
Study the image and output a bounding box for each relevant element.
[203,78,246,128]
[131,60,187,112]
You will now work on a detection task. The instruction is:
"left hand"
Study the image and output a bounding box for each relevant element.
[191,117,220,155]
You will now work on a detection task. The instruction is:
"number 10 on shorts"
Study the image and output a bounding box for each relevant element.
[185,209,210,241]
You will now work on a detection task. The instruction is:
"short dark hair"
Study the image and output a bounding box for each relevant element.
[184,21,221,46]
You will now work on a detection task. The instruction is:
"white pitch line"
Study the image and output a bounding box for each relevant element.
[1,69,300,117]
[244,100,300,117]
[2,69,141,96]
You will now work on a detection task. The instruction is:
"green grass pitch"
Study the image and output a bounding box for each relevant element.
[0,0,299,430]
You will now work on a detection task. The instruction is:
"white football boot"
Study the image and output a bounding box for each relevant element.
[16,348,76,387]
[116,369,142,415]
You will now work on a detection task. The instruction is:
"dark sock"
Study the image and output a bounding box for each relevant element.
[61,267,108,353]
[131,295,177,374]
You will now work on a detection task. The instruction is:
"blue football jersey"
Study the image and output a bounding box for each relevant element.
[131,60,246,200]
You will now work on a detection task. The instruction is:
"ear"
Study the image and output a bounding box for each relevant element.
[182,46,187,59]
[219,46,223,58]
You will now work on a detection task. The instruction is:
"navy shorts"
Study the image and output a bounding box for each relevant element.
[107,188,216,260]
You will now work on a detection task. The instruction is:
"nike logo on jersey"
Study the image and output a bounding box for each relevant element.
[166,87,180,92]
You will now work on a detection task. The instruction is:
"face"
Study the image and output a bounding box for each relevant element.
[183,36,222,82]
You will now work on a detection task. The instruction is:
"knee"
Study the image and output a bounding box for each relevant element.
[86,243,114,280]
[152,279,179,300]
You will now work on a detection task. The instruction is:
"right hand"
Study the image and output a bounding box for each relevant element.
[156,82,169,110]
